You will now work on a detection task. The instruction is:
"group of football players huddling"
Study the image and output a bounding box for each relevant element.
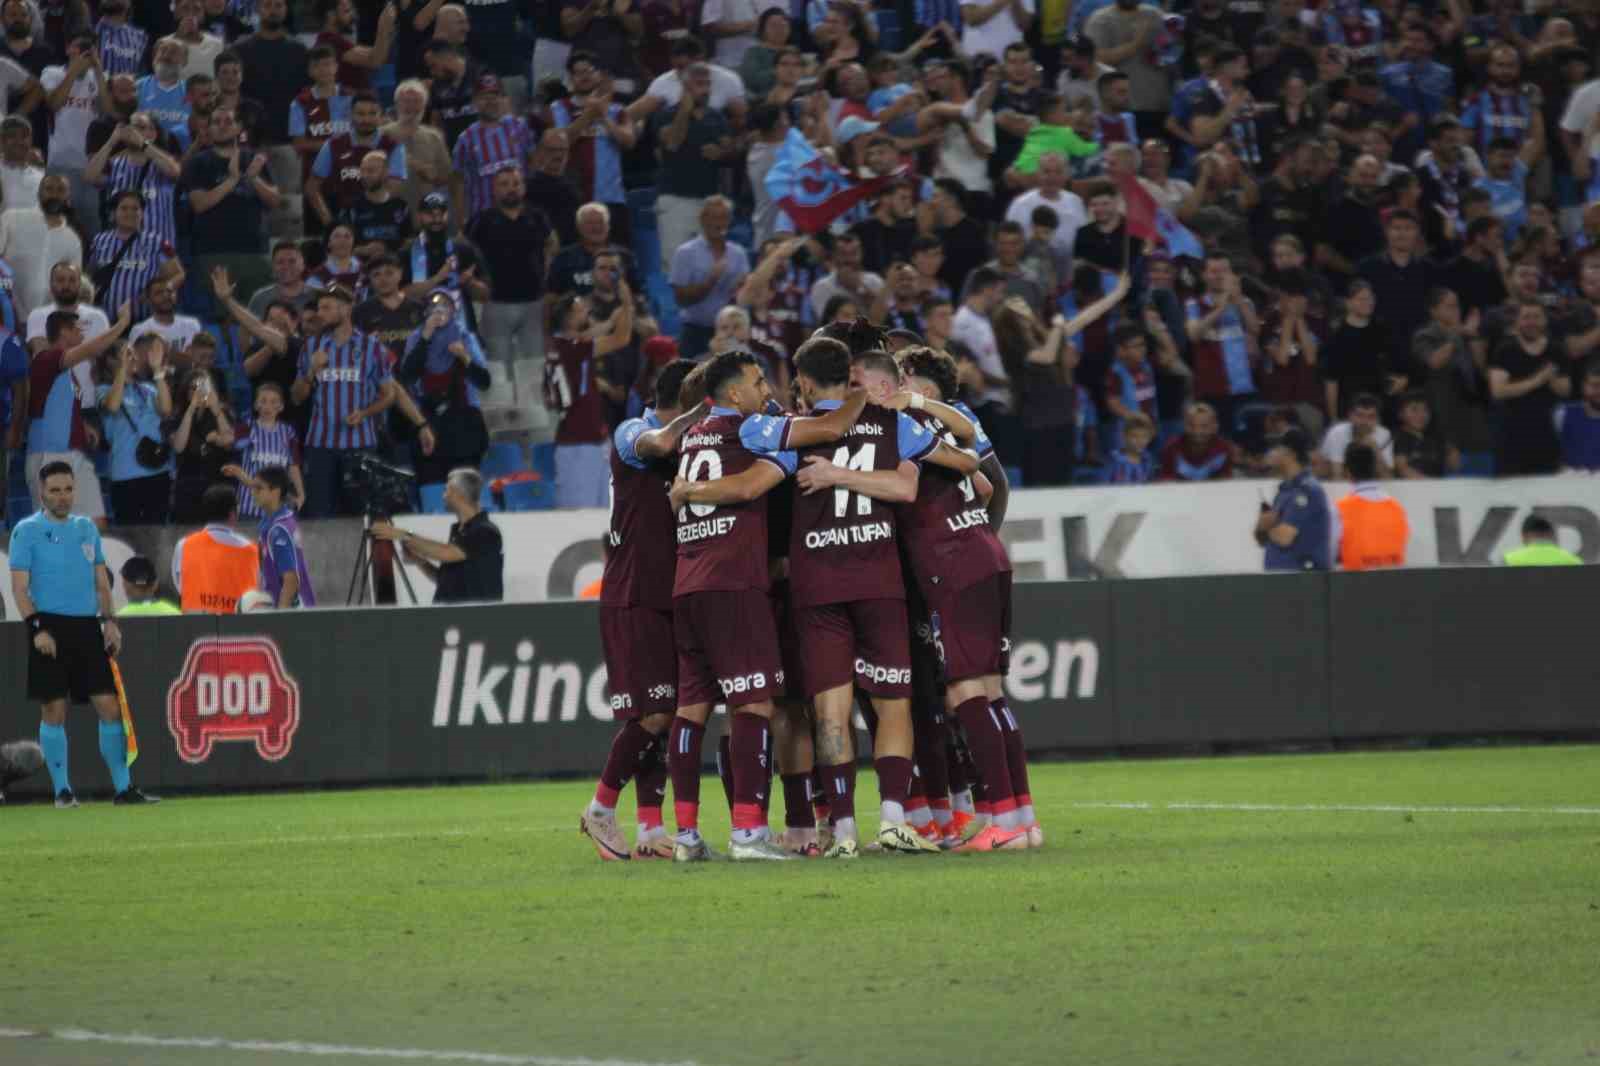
[581,318,1036,862]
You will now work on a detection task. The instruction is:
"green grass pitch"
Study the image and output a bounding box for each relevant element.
[4,744,1600,1066]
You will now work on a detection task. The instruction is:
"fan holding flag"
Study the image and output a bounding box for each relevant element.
[764,119,910,235]
[1111,165,1207,263]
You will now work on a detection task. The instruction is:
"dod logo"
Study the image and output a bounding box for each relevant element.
[167,637,302,763]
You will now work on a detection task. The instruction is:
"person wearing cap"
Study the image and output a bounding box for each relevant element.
[116,556,179,616]
[398,288,491,484]
[648,62,733,276]
[1503,515,1583,567]
[1256,425,1333,572]
[449,73,533,224]
[401,190,489,335]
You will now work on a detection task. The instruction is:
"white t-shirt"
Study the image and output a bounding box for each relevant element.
[26,299,107,407]
[962,0,1035,59]
[951,304,1010,411]
[1006,187,1086,267]
[646,65,747,115]
[160,32,224,81]
[131,313,203,352]
[0,160,42,212]
[0,207,82,318]
[1320,421,1394,469]
[698,0,760,69]
[1559,77,1600,137]
[934,97,996,193]
[39,66,99,169]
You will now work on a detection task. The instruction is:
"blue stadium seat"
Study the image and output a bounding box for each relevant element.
[480,441,526,477]
[530,442,557,483]
[479,484,499,512]
[1455,452,1495,477]
[873,9,902,51]
[419,483,448,514]
[502,480,552,512]
[1073,466,1106,485]
[1004,465,1024,490]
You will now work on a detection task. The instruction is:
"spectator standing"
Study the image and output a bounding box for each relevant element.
[546,284,633,508]
[925,179,990,298]
[925,59,997,219]
[1184,254,1260,435]
[1104,410,1155,483]
[670,197,749,361]
[160,0,224,81]
[182,106,280,312]
[215,266,311,438]
[288,46,352,193]
[1084,0,1167,139]
[96,334,174,523]
[291,287,412,516]
[1321,278,1389,421]
[1379,25,1454,161]
[466,168,556,406]
[248,242,322,319]
[83,113,182,245]
[1335,442,1408,570]
[951,266,1011,413]
[1319,393,1394,479]
[1256,426,1331,572]
[397,293,490,484]
[421,41,480,151]
[220,382,304,518]
[24,305,132,520]
[1503,515,1582,566]
[983,221,1048,316]
[1159,401,1234,481]
[1392,391,1458,478]
[1558,361,1600,472]
[1488,301,1569,476]
[134,39,190,142]
[402,191,488,333]
[307,223,362,291]
[167,367,236,523]
[1444,216,1509,317]
[850,180,917,277]
[1005,152,1086,284]
[25,262,107,407]
[1358,210,1437,374]
[315,0,396,92]
[307,92,404,235]
[238,465,313,606]
[1410,286,1492,462]
[129,278,201,352]
[1256,269,1324,434]
[351,252,424,363]
[0,320,21,503]
[962,0,1034,59]
[341,149,414,257]
[210,51,265,147]
[41,36,109,243]
[85,190,182,320]
[525,129,583,248]
[0,175,84,322]
[171,484,258,613]
[0,116,43,216]
[381,78,449,218]
[449,75,531,225]
[552,54,637,252]
[1103,319,1159,451]
[371,467,503,602]
[648,63,732,275]
[808,232,883,325]
[1073,177,1140,276]
[230,0,309,148]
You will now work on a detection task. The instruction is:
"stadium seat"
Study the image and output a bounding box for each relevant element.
[502,479,552,511]
[1005,465,1024,490]
[419,484,448,514]
[479,484,499,512]
[530,442,557,483]
[873,8,902,50]
[480,441,526,477]
[1073,466,1106,485]
[1455,452,1495,477]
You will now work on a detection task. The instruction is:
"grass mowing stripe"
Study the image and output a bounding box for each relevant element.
[18,823,572,857]
[0,1026,697,1066]
[1071,800,1600,815]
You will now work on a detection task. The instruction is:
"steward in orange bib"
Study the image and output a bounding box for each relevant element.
[172,485,260,613]
[1335,443,1409,571]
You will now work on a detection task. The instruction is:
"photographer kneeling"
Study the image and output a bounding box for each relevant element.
[370,468,504,603]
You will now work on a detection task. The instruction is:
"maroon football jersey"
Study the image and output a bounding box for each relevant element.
[601,413,678,610]
[788,405,928,609]
[898,409,1010,600]
[551,336,610,445]
[292,86,347,183]
[323,131,399,212]
[673,410,791,597]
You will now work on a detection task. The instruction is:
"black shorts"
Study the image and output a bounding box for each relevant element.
[28,614,116,704]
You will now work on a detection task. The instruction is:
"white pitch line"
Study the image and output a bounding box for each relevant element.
[22,823,567,858]
[1071,801,1600,816]
[0,1027,696,1066]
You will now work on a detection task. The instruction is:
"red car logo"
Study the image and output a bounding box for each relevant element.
[167,637,301,764]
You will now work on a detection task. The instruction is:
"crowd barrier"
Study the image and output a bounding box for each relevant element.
[4,475,1595,616]
[4,567,1596,797]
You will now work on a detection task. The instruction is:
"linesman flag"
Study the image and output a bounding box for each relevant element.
[765,128,905,234]
[1113,171,1205,260]
[110,660,138,766]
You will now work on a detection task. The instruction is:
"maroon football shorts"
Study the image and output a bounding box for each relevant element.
[793,598,912,699]
[770,580,807,702]
[928,571,1012,685]
[673,589,786,708]
[599,604,678,719]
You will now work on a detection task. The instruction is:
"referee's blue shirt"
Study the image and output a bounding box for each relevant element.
[7,511,104,616]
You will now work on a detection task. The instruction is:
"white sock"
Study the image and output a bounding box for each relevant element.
[907,805,933,828]
[1018,803,1036,827]
[880,799,906,825]
[587,799,614,817]
[833,816,858,841]
[931,806,953,829]
[952,790,976,815]
[996,808,1022,831]
[638,825,666,843]
[731,827,763,845]
[675,828,702,845]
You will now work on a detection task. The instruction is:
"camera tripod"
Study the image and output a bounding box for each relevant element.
[346,512,421,606]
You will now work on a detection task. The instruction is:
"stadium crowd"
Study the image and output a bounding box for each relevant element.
[3,0,1600,533]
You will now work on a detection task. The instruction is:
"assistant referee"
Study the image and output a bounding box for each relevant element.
[9,461,157,807]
